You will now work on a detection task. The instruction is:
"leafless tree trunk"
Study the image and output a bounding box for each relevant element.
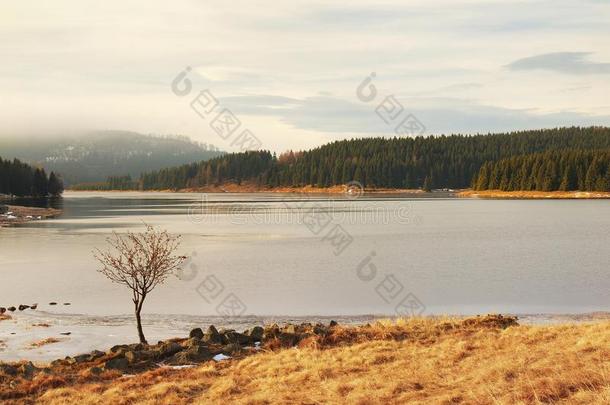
[94,225,186,345]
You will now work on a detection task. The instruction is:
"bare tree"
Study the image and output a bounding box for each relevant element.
[94,225,186,344]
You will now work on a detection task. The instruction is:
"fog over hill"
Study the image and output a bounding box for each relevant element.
[0,131,224,185]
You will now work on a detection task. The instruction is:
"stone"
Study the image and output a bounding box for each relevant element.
[0,364,18,376]
[89,350,105,361]
[89,366,103,375]
[104,357,129,371]
[109,344,129,353]
[18,305,30,311]
[171,345,213,364]
[283,324,296,334]
[7,307,16,312]
[124,350,154,365]
[157,342,182,359]
[245,326,264,341]
[223,331,250,345]
[203,325,223,344]
[222,343,242,355]
[189,327,204,340]
[329,320,338,327]
[73,354,90,363]
[18,362,37,377]
[0,307,5,314]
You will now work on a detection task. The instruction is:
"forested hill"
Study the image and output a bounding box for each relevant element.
[138,127,610,191]
[473,150,610,192]
[0,131,224,185]
[0,157,63,197]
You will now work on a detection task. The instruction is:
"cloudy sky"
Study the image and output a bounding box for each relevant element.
[1,0,610,152]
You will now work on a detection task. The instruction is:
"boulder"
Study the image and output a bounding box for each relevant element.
[18,362,38,377]
[18,305,30,311]
[30,304,38,310]
[222,343,242,355]
[329,320,338,328]
[73,354,91,364]
[7,306,16,312]
[189,327,204,340]
[313,323,329,335]
[203,325,223,344]
[0,364,18,376]
[244,326,264,341]
[89,350,105,361]
[104,357,129,371]
[125,350,154,364]
[223,331,250,345]
[109,344,130,354]
[184,337,205,349]
[157,342,183,359]
[171,345,213,364]
[282,324,297,334]
[0,205,7,214]
[89,366,103,375]
[0,307,5,314]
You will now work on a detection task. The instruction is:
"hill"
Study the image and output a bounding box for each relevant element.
[0,131,224,185]
[138,127,610,191]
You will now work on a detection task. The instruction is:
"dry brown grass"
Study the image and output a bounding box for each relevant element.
[4,317,610,404]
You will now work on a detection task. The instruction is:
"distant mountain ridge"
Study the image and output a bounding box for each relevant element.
[0,131,224,184]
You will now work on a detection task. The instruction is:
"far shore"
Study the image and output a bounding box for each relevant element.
[0,205,62,228]
[68,184,610,199]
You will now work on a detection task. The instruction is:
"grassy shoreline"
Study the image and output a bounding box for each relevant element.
[67,185,610,199]
[1,315,609,404]
[0,205,62,228]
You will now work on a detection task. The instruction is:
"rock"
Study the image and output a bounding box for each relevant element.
[89,366,103,375]
[63,303,71,306]
[223,331,250,345]
[49,302,57,306]
[329,320,338,328]
[313,323,329,335]
[7,306,16,312]
[73,354,90,363]
[171,345,213,364]
[279,332,298,346]
[222,343,242,355]
[109,344,130,354]
[0,364,18,376]
[0,205,7,214]
[0,307,5,314]
[282,324,297,334]
[263,324,280,340]
[203,325,223,344]
[125,350,154,364]
[104,356,129,371]
[157,342,182,359]
[89,350,105,361]
[60,332,72,336]
[189,327,204,340]
[18,362,38,377]
[244,326,264,341]
[184,337,204,349]
[30,304,38,310]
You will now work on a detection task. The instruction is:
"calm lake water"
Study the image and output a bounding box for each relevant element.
[2,191,609,317]
[1,191,609,360]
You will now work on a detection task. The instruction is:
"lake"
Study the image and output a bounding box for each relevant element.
[1,191,609,360]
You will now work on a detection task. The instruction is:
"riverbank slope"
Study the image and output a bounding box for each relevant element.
[1,315,609,404]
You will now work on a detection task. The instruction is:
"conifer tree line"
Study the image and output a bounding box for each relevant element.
[135,127,610,191]
[0,157,64,197]
[473,149,610,191]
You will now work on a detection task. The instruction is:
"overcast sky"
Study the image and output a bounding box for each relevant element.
[1,0,610,152]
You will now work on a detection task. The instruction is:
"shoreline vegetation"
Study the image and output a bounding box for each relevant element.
[67,184,610,199]
[1,315,609,404]
[0,205,62,228]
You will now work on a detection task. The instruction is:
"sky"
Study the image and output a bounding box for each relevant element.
[1,0,610,152]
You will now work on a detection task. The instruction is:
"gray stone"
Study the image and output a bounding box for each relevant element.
[18,362,37,377]
[245,326,264,341]
[104,357,129,371]
[222,343,242,355]
[157,342,182,359]
[189,328,204,340]
[224,331,250,345]
[203,325,223,344]
[0,364,18,376]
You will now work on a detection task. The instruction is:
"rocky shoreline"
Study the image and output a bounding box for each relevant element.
[0,315,520,402]
[0,205,62,228]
